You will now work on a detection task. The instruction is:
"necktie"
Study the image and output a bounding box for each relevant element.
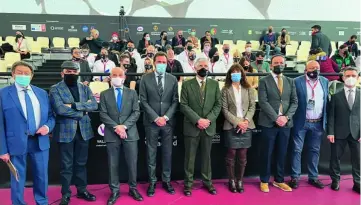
[116,88,122,111]
[24,89,37,135]
[347,89,354,110]
[158,75,164,96]
[277,76,283,113]
[200,81,206,104]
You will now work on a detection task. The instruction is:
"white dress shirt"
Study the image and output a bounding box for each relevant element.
[232,85,244,118]
[344,86,356,105]
[305,76,324,120]
[210,60,227,80]
[196,76,207,87]
[86,55,96,71]
[92,59,116,81]
[15,83,41,131]
[220,53,233,70]
[12,38,31,52]
[182,60,196,73]
[177,50,188,64]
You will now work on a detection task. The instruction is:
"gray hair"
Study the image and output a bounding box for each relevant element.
[11,61,34,74]
[342,67,360,75]
[195,57,209,68]
[306,60,320,69]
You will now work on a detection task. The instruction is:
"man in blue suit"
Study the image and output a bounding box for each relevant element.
[0,61,55,205]
[288,60,329,189]
[49,61,98,205]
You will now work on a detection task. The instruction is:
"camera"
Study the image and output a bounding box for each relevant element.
[119,6,125,16]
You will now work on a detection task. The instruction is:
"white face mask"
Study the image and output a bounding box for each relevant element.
[344,77,357,87]
[246,47,252,53]
[111,77,125,87]
[112,36,118,41]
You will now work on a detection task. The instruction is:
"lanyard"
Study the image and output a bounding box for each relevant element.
[178,37,182,45]
[224,54,229,64]
[102,60,108,72]
[18,39,23,49]
[306,78,319,99]
[211,63,215,73]
[168,60,174,70]
[189,61,196,72]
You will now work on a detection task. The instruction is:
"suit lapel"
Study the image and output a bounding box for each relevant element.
[78,83,85,102]
[351,88,360,111]
[150,72,159,96]
[59,81,74,102]
[228,86,236,106]
[241,86,247,108]
[267,75,281,96]
[120,87,128,112]
[190,78,202,105]
[31,85,44,124]
[300,76,307,101]
[9,85,26,119]
[163,73,171,97]
[107,88,119,114]
[339,89,350,110]
[203,79,212,107]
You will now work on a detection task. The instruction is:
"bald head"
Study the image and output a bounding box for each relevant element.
[306,60,320,72]
[110,67,126,79]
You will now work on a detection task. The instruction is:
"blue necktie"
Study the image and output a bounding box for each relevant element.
[116,88,122,111]
[24,89,37,135]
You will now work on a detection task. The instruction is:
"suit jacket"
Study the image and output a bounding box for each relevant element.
[137,39,153,55]
[49,81,98,143]
[139,72,179,126]
[180,78,222,137]
[327,87,360,140]
[74,60,92,82]
[221,85,256,130]
[99,87,140,142]
[0,85,55,155]
[293,75,329,133]
[258,74,298,128]
[311,31,332,56]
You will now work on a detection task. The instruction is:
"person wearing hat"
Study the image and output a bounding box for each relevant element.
[49,61,98,205]
[109,32,125,52]
[0,61,55,205]
[208,47,227,80]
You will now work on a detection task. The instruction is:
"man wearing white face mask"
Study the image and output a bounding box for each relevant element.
[139,52,179,197]
[242,42,256,62]
[328,67,360,194]
[99,67,143,204]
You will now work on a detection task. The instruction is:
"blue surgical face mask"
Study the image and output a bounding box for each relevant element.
[15,75,31,87]
[231,73,241,82]
[156,63,167,74]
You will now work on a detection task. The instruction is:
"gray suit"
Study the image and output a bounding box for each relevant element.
[139,72,179,183]
[258,74,298,183]
[99,87,140,191]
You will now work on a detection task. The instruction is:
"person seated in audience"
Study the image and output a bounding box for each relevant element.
[262,26,276,60]
[71,47,91,85]
[122,51,138,69]
[13,31,31,59]
[240,57,258,89]
[308,48,340,81]
[137,32,153,56]
[356,55,361,69]
[177,40,194,64]
[95,42,119,66]
[120,53,137,88]
[233,50,241,64]
[167,48,183,81]
[126,40,141,64]
[220,43,233,69]
[273,47,283,56]
[199,41,212,60]
[109,32,125,52]
[200,31,218,50]
[182,50,197,74]
[172,30,186,55]
[92,48,116,82]
[242,42,256,62]
[277,28,290,55]
[344,35,359,57]
[138,45,156,72]
[331,44,356,71]
[79,29,103,54]
[155,31,171,52]
[80,44,95,71]
[209,47,227,80]
[187,29,199,49]
[251,51,271,73]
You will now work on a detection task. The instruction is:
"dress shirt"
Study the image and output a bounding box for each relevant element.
[232,85,244,118]
[92,59,116,81]
[305,76,324,120]
[344,86,356,105]
[220,53,233,69]
[15,83,48,133]
[196,76,207,87]
[154,71,165,89]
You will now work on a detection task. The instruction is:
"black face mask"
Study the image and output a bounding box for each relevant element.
[178,35,183,38]
[189,55,196,61]
[72,57,81,61]
[257,59,263,64]
[306,70,319,79]
[147,53,154,58]
[123,64,131,69]
[64,74,79,86]
[243,66,250,70]
[233,58,240,63]
[197,68,208,77]
[16,34,22,38]
[268,29,273,33]
[163,36,168,40]
[281,32,286,36]
[273,65,284,74]
[223,48,230,54]
[213,56,219,62]
[187,46,193,51]
[351,40,356,44]
[101,54,107,59]
[127,47,134,52]
[144,64,153,70]
[344,51,349,56]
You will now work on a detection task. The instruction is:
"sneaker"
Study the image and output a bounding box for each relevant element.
[273,182,292,192]
[260,182,269,193]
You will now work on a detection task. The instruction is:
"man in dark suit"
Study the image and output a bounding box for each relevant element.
[99,67,143,204]
[258,55,298,193]
[49,61,98,205]
[180,57,222,196]
[310,25,332,57]
[328,67,360,194]
[139,52,179,197]
[71,47,92,85]
[200,31,219,50]
[0,61,55,205]
[289,60,329,189]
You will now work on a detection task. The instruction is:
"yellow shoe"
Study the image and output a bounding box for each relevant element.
[260,182,270,193]
[273,182,292,192]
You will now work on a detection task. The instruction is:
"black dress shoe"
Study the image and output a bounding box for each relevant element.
[308,179,325,189]
[59,195,70,205]
[228,180,237,193]
[184,187,192,197]
[204,184,217,195]
[352,184,360,194]
[162,182,176,194]
[76,191,96,201]
[331,181,340,191]
[236,180,244,193]
[147,183,156,197]
[288,178,299,189]
[107,192,120,205]
[129,189,143,201]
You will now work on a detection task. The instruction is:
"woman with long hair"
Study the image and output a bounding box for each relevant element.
[239,57,259,89]
[221,64,256,193]
[13,31,31,59]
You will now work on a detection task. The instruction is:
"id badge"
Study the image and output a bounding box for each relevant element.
[307,99,315,110]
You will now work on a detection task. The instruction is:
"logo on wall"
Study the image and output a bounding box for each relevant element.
[97,124,105,137]
[221,30,233,35]
[299,31,306,36]
[137,26,144,32]
[248,30,252,35]
[212,134,221,144]
[168,27,173,32]
[82,25,89,33]
[31,24,46,32]
[12,25,26,31]
[288,31,297,36]
[357,31,361,36]
[210,28,217,35]
[255,31,262,35]
[68,25,78,32]
[50,26,64,31]
[144,136,178,147]
[338,31,345,36]
[153,25,159,31]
